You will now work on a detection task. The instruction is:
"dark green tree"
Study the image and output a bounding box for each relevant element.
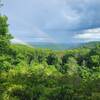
[0,16,12,53]
[47,53,59,65]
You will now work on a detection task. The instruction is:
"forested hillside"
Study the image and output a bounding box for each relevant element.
[0,15,100,100]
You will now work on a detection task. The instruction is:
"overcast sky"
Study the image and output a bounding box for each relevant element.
[1,0,100,43]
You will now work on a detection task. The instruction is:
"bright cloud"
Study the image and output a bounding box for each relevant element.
[74,28,100,42]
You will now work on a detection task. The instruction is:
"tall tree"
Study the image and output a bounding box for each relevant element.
[0,1,14,70]
[0,16,13,54]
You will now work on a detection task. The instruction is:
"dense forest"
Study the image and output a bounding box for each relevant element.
[0,5,100,100]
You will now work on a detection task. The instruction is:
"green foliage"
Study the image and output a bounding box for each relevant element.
[0,43,100,100]
[62,57,78,75]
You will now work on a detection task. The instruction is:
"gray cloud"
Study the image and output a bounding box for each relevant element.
[2,0,100,43]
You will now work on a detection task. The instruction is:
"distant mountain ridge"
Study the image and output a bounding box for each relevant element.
[28,41,100,50]
[28,42,79,50]
[80,41,100,49]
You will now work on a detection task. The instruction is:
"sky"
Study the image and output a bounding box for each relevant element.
[1,0,100,43]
